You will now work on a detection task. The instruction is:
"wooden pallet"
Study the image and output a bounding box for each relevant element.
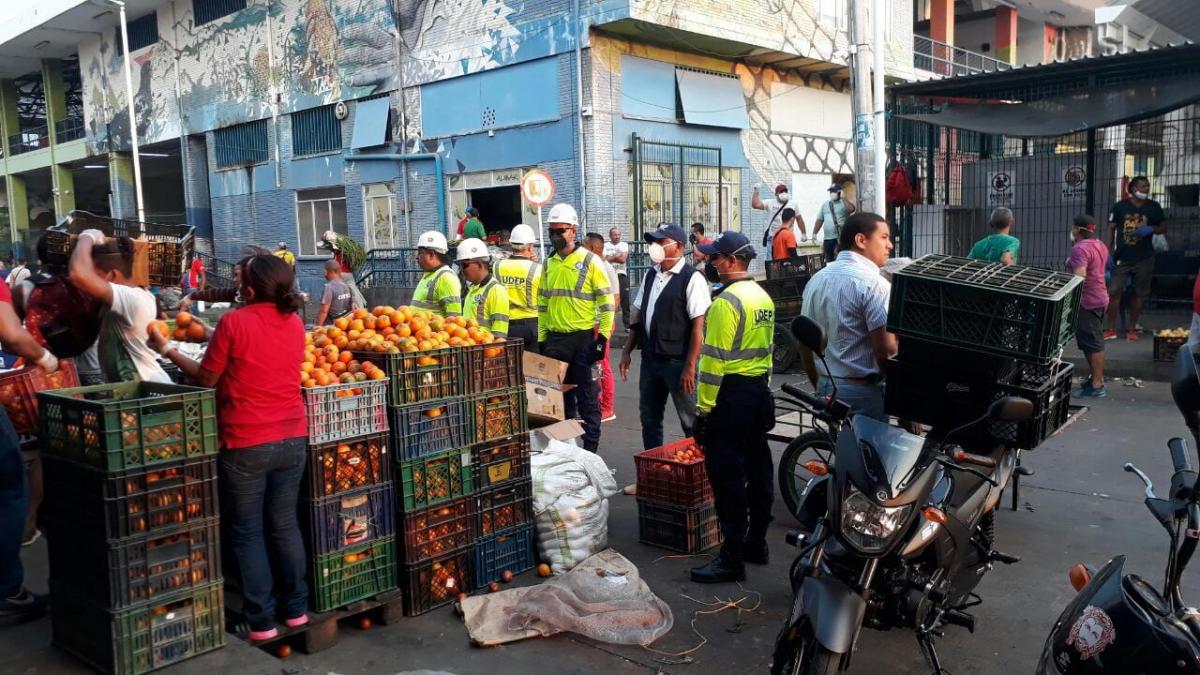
[225,588,404,655]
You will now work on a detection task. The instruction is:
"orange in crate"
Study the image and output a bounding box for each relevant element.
[634,438,714,508]
[0,360,79,434]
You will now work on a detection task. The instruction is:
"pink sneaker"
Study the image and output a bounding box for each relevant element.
[284,614,309,629]
[248,627,278,641]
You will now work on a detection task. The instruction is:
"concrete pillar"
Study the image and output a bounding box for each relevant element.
[1043,23,1058,64]
[42,59,66,143]
[50,164,75,216]
[0,79,28,245]
[182,135,212,240]
[994,6,1018,65]
[5,173,29,242]
[929,0,954,75]
[109,152,136,219]
[0,78,17,158]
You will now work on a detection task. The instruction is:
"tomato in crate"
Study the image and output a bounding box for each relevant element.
[468,387,527,444]
[476,481,533,535]
[401,547,472,616]
[310,537,397,612]
[0,359,79,434]
[397,447,475,511]
[400,496,476,563]
[306,432,390,498]
[633,438,713,508]
[304,483,395,556]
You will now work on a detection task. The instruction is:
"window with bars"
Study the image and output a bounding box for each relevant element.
[194,0,246,27]
[117,13,158,54]
[291,105,342,157]
[213,119,269,169]
[296,187,348,256]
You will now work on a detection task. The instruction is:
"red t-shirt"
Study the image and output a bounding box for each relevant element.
[0,277,11,305]
[1193,273,1200,315]
[188,259,204,287]
[201,303,306,450]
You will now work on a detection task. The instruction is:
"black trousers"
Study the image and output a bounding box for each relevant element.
[543,329,601,450]
[509,318,539,354]
[703,374,775,547]
[618,273,629,329]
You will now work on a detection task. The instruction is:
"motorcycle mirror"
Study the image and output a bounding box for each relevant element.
[791,316,826,357]
[989,396,1035,421]
[1171,345,1200,433]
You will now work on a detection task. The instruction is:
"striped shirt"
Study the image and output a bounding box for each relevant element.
[800,251,891,379]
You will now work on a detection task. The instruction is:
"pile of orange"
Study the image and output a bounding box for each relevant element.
[156,311,207,343]
[301,341,386,389]
[313,305,503,356]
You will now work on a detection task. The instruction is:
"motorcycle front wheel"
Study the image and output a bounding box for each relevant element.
[778,430,836,520]
[773,623,845,675]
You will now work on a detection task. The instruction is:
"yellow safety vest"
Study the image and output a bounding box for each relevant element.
[464,276,509,337]
[495,257,541,320]
[537,247,614,341]
[412,266,462,317]
[697,278,774,413]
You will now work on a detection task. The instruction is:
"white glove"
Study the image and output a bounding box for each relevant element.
[80,229,107,245]
[35,349,59,374]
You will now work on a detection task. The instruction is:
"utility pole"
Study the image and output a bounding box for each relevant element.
[871,0,887,216]
[848,0,886,215]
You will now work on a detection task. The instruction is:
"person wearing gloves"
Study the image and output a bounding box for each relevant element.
[69,230,170,383]
[537,203,615,452]
[457,238,509,338]
[813,182,857,262]
[1106,175,1166,341]
[752,183,805,251]
[690,231,775,584]
[411,231,462,317]
[496,224,541,352]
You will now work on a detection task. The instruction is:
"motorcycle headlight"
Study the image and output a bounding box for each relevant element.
[840,487,913,553]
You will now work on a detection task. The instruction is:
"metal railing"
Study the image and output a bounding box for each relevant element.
[914,35,1011,78]
[194,251,237,289]
[54,117,85,143]
[8,124,49,155]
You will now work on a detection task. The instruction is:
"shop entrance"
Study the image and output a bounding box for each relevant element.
[468,185,523,237]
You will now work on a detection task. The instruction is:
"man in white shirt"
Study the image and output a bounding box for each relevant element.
[4,259,30,288]
[800,212,896,421]
[619,223,711,449]
[752,183,806,252]
[603,228,630,330]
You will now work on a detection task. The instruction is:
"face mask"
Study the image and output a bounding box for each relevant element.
[777,192,790,204]
[648,243,666,265]
[1133,191,1149,200]
[703,259,722,283]
[1070,231,1077,246]
[830,192,841,202]
[549,233,569,251]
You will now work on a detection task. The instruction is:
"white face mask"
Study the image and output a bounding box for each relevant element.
[1133,191,1149,200]
[830,192,841,202]
[648,242,666,265]
[1070,231,1077,246]
[777,192,790,204]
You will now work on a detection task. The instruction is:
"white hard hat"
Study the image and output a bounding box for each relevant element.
[456,238,490,263]
[510,224,536,245]
[417,230,448,253]
[547,203,579,227]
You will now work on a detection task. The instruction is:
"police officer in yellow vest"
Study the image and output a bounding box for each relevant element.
[411,231,462,317]
[495,224,541,351]
[538,203,615,452]
[691,230,776,584]
[457,238,509,337]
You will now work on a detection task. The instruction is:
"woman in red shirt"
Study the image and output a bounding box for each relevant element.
[149,254,308,640]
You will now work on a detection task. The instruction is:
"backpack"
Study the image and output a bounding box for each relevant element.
[886,162,914,208]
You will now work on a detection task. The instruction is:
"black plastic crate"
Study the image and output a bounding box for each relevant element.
[43,455,217,541]
[897,337,1020,381]
[981,362,1074,449]
[887,255,1083,363]
[471,435,531,490]
[388,397,470,461]
[765,254,823,280]
[399,496,476,564]
[304,483,396,556]
[306,432,391,499]
[637,499,721,554]
[46,519,221,610]
[467,387,527,444]
[760,276,807,321]
[477,480,533,536]
[1155,334,1188,362]
[462,339,525,395]
[473,523,535,589]
[50,580,224,675]
[45,211,195,288]
[400,546,473,616]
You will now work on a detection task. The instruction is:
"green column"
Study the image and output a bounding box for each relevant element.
[0,79,28,244]
[5,173,28,245]
[109,152,136,219]
[42,59,75,217]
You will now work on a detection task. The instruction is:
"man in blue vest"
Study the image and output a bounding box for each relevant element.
[619,223,711,450]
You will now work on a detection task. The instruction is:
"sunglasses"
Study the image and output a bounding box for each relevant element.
[548,228,573,236]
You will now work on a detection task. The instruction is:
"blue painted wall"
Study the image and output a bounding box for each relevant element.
[420,57,561,138]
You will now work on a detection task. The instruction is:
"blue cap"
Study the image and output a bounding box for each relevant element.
[698,230,756,258]
[644,223,687,246]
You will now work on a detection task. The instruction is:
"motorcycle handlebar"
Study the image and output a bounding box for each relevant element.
[781,383,825,411]
[1169,437,1192,473]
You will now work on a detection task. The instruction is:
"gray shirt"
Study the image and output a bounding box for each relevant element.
[321,279,354,319]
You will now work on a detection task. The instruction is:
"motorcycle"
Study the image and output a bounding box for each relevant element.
[1035,344,1200,674]
[770,317,1034,675]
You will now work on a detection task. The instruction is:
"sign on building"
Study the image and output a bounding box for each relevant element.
[988,171,1014,207]
[1062,165,1086,202]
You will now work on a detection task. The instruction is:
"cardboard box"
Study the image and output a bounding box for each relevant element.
[524,352,574,427]
[523,352,569,387]
[529,419,584,453]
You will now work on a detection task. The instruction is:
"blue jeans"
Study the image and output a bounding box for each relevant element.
[638,356,698,450]
[818,378,887,422]
[0,406,25,598]
[220,437,308,630]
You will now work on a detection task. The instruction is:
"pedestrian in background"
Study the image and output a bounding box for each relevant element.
[1068,214,1110,398]
[752,184,802,252]
[411,231,462,318]
[458,238,509,338]
[772,208,800,261]
[689,222,712,266]
[813,182,857,263]
[586,233,620,422]
[4,258,29,289]
[968,207,1020,265]
[496,224,541,352]
[1106,175,1166,341]
[273,242,295,266]
[603,228,630,330]
[315,259,355,327]
[620,223,709,450]
[462,207,486,241]
[538,203,614,452]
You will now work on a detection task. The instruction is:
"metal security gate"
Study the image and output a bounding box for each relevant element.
[631,134,723,239]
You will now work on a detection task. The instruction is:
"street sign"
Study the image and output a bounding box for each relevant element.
[521,169,555,206]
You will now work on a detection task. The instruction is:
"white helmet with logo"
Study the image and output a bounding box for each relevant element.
[417,230,449,253]
[456,238,490,263]
[509,224,537,245]
[547,203,579,227]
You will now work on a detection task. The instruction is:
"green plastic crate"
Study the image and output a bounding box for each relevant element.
[467,387,528,445]
[40,381,218,472]
[310,536,397,612]
[353,348,463,405]
[397,447,475,511]
[50,580,224,675]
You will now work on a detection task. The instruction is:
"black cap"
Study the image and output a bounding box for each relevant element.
[698,231,756,258]
[644,223,687,246]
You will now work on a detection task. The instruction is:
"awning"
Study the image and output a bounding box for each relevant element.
[676,69,749,129]
[896,72,1200,138]
[351,97,391,149]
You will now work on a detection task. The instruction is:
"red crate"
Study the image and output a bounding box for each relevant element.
[400,546,472,616]
[306,432,391,498]
[477,481,533,536]
[399,496,476,564]
[302,379,388,445]
[0,359,79,434]
[471,435,531,490]
[634,438,712,508]
[462,339,524,395]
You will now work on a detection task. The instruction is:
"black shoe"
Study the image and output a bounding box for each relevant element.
[690,553,746,583]
[743,540,769,565]
[0,588,47,626]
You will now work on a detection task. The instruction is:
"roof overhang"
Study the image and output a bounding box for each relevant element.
[0,0,162,78]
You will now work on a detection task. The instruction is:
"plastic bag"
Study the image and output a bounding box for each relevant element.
[531,439,619,574]
[1153,233,1169,252]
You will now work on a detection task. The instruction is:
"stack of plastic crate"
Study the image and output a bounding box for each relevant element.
[634,438,722,554]
[38,381,224,675]
[301,378,397,612]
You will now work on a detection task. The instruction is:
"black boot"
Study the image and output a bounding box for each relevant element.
[743,540,769,565]
[690,544,746,583]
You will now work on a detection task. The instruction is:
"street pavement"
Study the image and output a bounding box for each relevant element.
[6,352,1197,675]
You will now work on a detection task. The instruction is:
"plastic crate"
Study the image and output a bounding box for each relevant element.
[305,483,395,556]
[468,387,527,444]
[400,546,473,616]
[396,447,475,511]
[982,362,1074,449]
[399,496,476,563]
[471,435,531,490]
[473,523,535,589]
[477,480,533,536]
[302,379,389,445]
[50,580,224,675]
[388,397,470,461]
[310,536,398,612]
[766,254,823,280]
[306,432,391,498]
[887,255,1083,363]
[1155,335,1188,362]
[462,339,525,395]
[760,277,807,321]
[42,455,217,540]
[637,499,722,554]
[45,211,196,288]
[897,337,1019,381]
[40,381,218,472]
[353,348,462,405]
[46,519,221,610]
[0,359,79,434]
[634,438,712,508]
